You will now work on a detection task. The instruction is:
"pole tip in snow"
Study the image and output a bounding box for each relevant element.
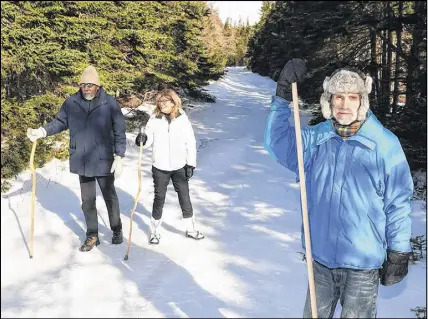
[30,255,33,259]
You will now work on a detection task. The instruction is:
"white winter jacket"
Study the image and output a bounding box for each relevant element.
[142,109,197,171]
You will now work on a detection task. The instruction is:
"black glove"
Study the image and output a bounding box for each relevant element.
[276,58,307,101]
[380,250,411,286]
[135,132,147,147]
[184,165,195,180]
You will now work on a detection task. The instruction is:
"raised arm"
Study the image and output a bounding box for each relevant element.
[264,58,311,176]
[265,97,312,176]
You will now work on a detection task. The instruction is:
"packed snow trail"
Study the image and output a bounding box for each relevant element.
[1,67,426,318]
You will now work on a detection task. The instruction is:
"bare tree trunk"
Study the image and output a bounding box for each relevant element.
[381,29,388,117]
[416,1,427,99]
[392,1,403,113]
[405,1,424,108]
[370,30,380,109]
[386,2,393,114]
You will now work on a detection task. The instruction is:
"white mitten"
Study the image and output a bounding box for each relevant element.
[110,155,123,178]
[26,127,47,142]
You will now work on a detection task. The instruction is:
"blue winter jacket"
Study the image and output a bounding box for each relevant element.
[265,96,413,270]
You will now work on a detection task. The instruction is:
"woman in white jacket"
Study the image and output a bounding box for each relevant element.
[135,89,204,244]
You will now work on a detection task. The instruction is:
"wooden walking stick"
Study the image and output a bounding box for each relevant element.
[292,82,318,318]
[29,140,37,259]
[124,142,144,261]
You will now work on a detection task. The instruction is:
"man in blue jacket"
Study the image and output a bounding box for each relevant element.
[27,65,126,252]
[265,59,413,318]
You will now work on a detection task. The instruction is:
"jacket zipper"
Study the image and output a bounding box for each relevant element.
[84,113,89,175]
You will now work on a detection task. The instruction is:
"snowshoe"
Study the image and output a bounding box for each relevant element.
[149,217,162,245]
[149,233,161,245]
[185,230,204,240]
[184,216,205,240]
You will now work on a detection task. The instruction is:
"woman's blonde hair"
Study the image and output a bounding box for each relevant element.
[154,89,182,120]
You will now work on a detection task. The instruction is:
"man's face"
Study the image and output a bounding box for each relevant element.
[331,93,360,125]
[158,97,174,114]
[80,83,99,100]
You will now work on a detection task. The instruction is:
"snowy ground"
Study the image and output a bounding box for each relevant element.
[1,67,426,318]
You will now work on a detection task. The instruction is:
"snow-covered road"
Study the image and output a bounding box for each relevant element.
[1,67,426,318]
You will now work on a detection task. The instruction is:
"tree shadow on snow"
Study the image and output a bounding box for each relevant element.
[3,172,226,317]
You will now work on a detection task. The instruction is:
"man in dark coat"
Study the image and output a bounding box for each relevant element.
[27,65,126,252]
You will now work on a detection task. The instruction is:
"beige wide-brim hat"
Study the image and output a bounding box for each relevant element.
[79,65,100,86]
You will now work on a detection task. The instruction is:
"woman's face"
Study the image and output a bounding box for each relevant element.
[158,96,174,114]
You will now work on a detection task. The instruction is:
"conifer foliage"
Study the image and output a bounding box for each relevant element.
[247,1,426,172]
[0,1,234,191]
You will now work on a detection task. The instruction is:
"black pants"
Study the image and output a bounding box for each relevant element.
[152,166,193,220]
[79,175,122,237]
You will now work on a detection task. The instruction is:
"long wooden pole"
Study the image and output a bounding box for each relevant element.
[29,140,37,259]
[291,83,318,318]
[124,143,144,261]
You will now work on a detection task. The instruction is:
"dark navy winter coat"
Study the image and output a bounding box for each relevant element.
[43,88,126,177]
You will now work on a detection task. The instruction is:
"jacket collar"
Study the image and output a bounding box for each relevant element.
[156,108,185,120]
[73,87,107,113]
[347,111,378,150]
[316,111,378,150]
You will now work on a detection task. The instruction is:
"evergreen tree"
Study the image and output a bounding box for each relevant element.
[0,0,227,191]
[247,0,426,171]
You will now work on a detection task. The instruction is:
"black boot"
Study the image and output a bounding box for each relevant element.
[112,229,123,244]
[79,236,100,252]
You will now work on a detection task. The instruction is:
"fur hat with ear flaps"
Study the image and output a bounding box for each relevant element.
[320,69,373,121]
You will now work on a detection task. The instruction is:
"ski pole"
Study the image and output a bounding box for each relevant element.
[124,142,144,261]
[29,140,37,259]
[291,82,318,318]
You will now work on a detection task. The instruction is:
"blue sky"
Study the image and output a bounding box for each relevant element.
[208,1,262,25]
